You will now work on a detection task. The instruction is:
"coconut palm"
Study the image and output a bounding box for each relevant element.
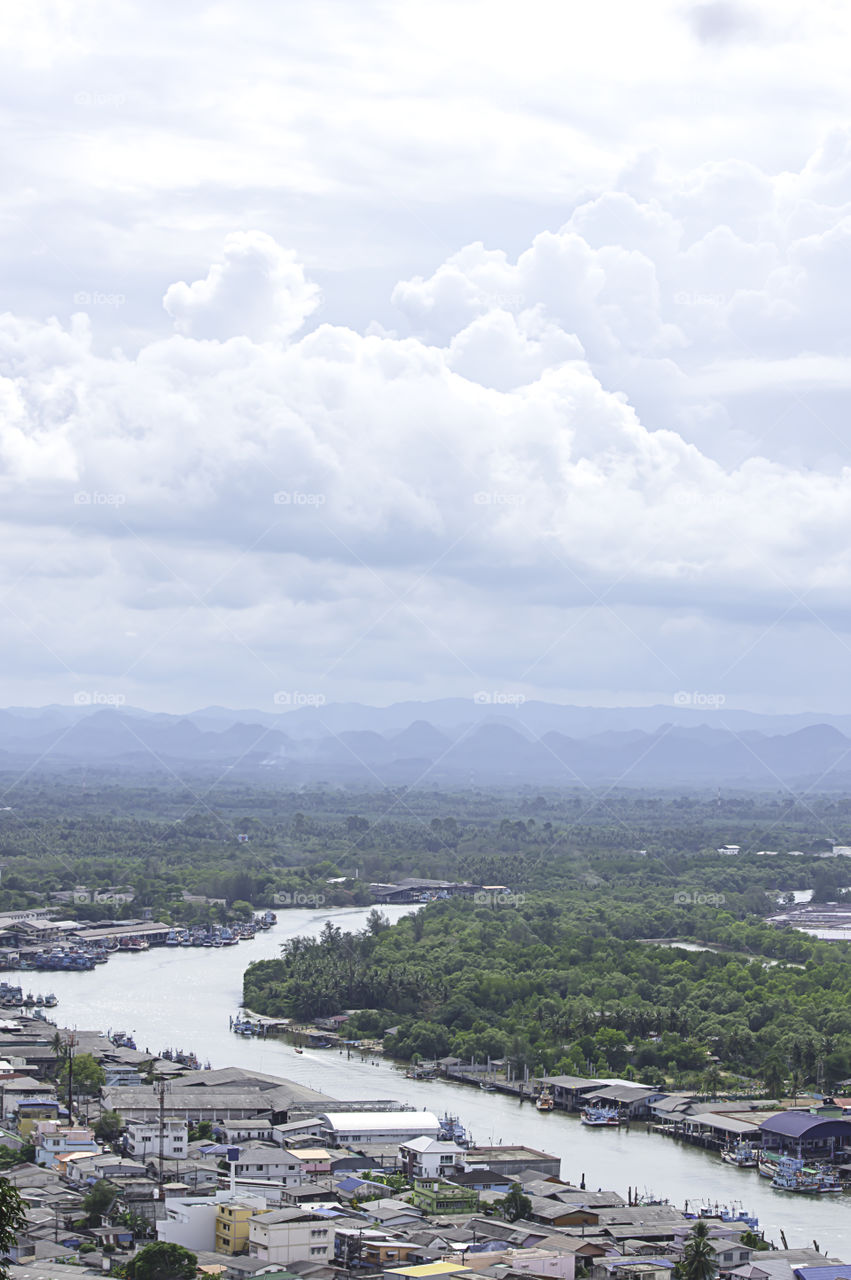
[678,1220,716,1280]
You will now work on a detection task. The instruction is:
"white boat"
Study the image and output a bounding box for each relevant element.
[721,1144,758,1168]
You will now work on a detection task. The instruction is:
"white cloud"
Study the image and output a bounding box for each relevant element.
[163,231,322,342]
[3,3,851,709]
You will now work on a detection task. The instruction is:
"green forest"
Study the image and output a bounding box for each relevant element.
[2,770,851,1094]
[244,890,851,1090]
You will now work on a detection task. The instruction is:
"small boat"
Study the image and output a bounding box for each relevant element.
[721,1143,758,1168]
[479,1080,496,1091]
[294,1047,304,1054]
[438,1113,469,1145]
[44,994,57,1007]
[581,1104,620,1127]
[536,1088,554,1112]
[813,1166,843,1193]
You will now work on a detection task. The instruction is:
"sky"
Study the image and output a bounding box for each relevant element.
[3,0,851,714]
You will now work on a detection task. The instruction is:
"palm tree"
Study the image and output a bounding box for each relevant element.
[678,1220,716,1280]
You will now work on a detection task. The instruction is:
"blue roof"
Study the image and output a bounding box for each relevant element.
[760,1111,851,1138]
[794,1269,851,1280]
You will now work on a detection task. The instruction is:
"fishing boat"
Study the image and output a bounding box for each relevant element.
[771,1156,821,1194]
[438,1113,469,1145]
[721,1143,758,1168]
[758,1152,780,1178]
[536,1088,554,1111]
[812,1165,843,1193]
[581,1104,620,1127]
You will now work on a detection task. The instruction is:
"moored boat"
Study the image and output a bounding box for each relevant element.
[581,1104,620,1126]
[771,1156,821,1194]
[721,1143,758,1168]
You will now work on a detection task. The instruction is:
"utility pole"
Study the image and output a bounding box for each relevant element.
[66,1032,77,1123]
[157,1079,167,1190]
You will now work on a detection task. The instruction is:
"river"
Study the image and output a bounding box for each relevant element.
[32,905,851,1254]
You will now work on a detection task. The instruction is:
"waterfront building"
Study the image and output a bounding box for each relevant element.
[317,1110,442,1145]
[759,1111,851,1160]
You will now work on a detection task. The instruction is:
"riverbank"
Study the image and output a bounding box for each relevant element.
[37,905,851,1254]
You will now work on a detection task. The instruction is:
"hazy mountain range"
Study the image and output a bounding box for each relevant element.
[1,701,851,788]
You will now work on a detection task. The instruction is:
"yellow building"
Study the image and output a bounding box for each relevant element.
[215,1201,267,1256]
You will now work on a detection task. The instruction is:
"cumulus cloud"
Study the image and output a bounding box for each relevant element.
[163,231,322,342]
[5,118,851,708]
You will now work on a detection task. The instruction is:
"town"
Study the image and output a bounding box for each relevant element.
[0,1012,848,1279]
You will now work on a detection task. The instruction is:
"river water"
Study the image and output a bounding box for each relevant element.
[32,906,851,1254]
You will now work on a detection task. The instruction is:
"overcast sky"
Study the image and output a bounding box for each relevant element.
[3,0,851,714]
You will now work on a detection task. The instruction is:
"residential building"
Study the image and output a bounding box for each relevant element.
[248,1207,334,1265]
[399,1136,464,1180]
[285,1146,334,1176]
[462,1145,561,1180]
[158,1197,220,1253]
[232,1143,304,1183]
[408,1178,479,1216]
[125,1117,188,1161]
[215,1198,270,1256]
[33,1122,98,1169]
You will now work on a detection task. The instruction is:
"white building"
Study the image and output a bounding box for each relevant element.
[399,1136,463,1179]
[248,1207,333,1264]
[158,1197,219,1253]
[125,1118,188,1161]
[158,1191,267,1253]
[34,1122,98,1168]
[317,1111,441,1146]
[232,1143,304,1183]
